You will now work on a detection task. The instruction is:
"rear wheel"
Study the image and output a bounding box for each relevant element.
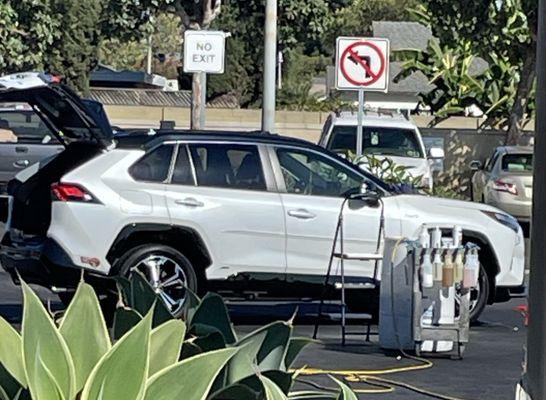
[118,245,199,317]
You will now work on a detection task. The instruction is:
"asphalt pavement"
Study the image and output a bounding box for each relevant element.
[0,269,526,400]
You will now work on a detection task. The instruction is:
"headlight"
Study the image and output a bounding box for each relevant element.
[482,210,521,233]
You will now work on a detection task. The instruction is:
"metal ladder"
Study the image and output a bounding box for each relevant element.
[313,195,385,345]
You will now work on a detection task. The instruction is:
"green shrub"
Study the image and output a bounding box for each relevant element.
[0,275,355,400]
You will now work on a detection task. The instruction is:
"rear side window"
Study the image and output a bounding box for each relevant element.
[188,143,266,191]
[130,144,174,182]
[501,154,533,172]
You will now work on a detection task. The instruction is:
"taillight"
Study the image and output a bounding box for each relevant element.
[492,179,518,195]
[51,183,98,203]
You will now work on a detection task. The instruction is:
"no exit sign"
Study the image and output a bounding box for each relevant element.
[183,30,226,74]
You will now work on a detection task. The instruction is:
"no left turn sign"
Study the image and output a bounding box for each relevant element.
[335,37,390,92]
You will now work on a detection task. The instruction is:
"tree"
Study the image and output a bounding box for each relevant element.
[170,0,222,129]
[323,0,418,56]
[207,0,341,107]
[0,0,173,94]
[0,1,60,74]
[408,0,537,144]
[100,13,182,79]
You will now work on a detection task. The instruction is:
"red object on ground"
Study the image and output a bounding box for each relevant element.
[514,305,529,326]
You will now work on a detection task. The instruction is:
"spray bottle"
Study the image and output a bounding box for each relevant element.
[454,250,464,284]
[442,250,454,287]
[431,227,442,249]
[463,248,480,288]
[452,225,462,248]
[432,250,443,283]
[421,250,434,288]
[419,225,430,248]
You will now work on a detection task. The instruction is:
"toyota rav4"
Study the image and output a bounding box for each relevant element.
[0,74,525,321]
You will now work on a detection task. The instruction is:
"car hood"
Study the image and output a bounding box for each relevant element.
[361,155,430,176]
[0,72,113,148]
[394,193,502,214]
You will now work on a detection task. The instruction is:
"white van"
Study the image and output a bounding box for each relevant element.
[319,110,444,189]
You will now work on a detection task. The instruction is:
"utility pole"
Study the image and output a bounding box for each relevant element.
[146,34,153,75]
[261,0,277,132]
[525,0,545,397]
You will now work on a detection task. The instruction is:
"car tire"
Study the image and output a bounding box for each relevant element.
[117,244,200,318]
[468,265,489,323]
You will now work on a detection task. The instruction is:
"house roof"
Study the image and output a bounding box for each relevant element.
[372,21,433,51]
[88,88,239,109]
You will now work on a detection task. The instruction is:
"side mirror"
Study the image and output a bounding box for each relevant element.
[349,183,381,207]
[470,160,482,171]
[427,147,445,159]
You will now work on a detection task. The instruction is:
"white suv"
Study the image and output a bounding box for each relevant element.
[0,75,525,321]
[319,110,444,189]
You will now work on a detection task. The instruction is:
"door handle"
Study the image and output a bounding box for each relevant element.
[13,159,29,169]
[287,209,316,220]
[174,197,204,208]
[15,146,28,153]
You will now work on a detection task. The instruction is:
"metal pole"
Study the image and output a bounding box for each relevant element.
[262,0,277,132]
[356,89,364,157]
[146,34,153,75]
[277,51,283,90]
[200,72,207,129]
[525,0,545,396]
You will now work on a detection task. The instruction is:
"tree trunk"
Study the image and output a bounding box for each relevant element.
[506,44,537,145]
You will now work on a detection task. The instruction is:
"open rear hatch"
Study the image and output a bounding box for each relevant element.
[0,72,113,237]
[0,72,113,147]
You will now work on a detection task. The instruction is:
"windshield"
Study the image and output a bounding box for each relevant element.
[501,153,533,173]
[328,125,424,159]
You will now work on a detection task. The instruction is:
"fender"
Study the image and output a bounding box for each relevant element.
[106,223,212,276]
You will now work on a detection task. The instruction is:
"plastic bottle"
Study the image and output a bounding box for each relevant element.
[442,250,454,287]
[454,250,464,284]
[419,225,430,248]
[431,227,442,249]
[421,250,434,288]
[432,251,443,283]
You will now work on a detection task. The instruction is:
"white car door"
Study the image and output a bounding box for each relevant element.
[164,142,286,281]
[270,145,382,281]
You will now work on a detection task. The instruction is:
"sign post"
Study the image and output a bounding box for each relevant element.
[184,30,227,130]
[335,37,390,158]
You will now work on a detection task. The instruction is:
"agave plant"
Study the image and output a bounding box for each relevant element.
[0,275,356,400]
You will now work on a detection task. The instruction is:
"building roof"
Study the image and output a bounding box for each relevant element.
[372,21,433,51]
[88,88,239,109]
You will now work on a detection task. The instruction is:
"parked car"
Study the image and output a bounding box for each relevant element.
[0,74,525,322]
[0,76,111,194]
[471,146,533,223]
[318,110,444,189]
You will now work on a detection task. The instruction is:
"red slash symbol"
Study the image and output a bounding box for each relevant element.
[340,41,386,87]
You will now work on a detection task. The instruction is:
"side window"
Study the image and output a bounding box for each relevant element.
[171,144,194,185]
[276,147,363,197]
[188,143,266,191]
[129,144,174,183]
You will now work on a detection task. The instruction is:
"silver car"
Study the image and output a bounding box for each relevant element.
[471,146,533,222]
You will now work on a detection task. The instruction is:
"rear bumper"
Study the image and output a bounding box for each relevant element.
[0,234,107,291]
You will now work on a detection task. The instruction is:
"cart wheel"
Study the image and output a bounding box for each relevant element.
[415,344,421,357]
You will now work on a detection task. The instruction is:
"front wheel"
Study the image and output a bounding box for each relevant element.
[468,265,489,323]
[118,244,199,317]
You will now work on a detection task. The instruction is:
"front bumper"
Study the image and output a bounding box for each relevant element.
[0,234,108,291]
[495,283,527,302]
